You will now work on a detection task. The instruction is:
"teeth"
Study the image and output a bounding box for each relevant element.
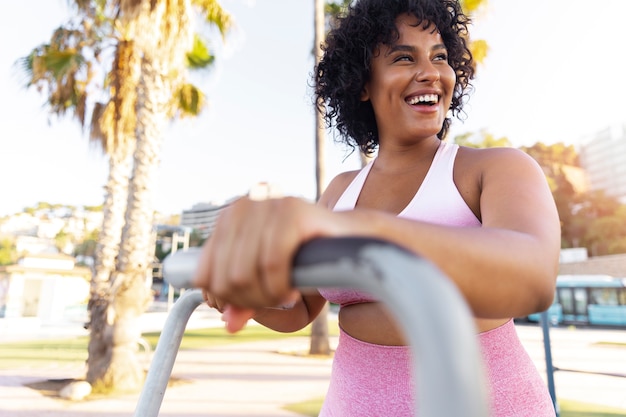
[407,94,438,105]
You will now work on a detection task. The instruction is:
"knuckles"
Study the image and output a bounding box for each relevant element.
[199,196,308,308]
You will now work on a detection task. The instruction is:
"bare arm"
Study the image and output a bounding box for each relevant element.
[195,173,355,333]
[325,148,560,318]
[194,149,559,324]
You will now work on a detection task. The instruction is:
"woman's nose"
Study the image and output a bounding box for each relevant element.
[415,61,440,83]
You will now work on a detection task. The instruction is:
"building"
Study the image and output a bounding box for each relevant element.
[559,253,626,278]
[579,124,626,202]
[179,202,231,240]
[180,182,284,239]
[0,253,91,323]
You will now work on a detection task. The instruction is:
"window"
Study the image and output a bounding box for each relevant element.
[589,288,618,306]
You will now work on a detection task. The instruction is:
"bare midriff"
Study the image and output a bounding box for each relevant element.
[338,302,510,346]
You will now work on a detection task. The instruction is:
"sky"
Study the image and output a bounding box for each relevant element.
[1,0,625,218]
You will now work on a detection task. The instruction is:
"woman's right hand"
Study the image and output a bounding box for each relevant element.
[192,196,342,331]
[202,289,259,333]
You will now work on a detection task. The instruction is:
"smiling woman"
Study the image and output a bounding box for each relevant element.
[191,0,561,416]
[359,17,457,149]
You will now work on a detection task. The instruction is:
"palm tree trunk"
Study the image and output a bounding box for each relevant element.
[310,0,331,356]
[86,0,194,392]
[86,143,133,389]
[91,56,168,392]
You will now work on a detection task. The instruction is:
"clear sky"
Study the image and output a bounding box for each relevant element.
[1,0,625,217]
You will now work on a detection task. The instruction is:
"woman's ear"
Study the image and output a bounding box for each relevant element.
[360,84,370,101]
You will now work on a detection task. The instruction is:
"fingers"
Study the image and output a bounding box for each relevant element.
[202,290,256,333]
[201,289,226,313]
[222,305,257,333]
[257,200,304,303]
[193,196,319,310]
[218,199,268,306]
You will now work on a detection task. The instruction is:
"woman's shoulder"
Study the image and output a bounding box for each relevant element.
[457,144,530,157]
[456,145,541,170]
[318,169,362,209]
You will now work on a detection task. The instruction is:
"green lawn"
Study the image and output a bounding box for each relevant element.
[0,322,338,370]
[0,337,89,369]
[559,400,626,416]
[283,397,626,417]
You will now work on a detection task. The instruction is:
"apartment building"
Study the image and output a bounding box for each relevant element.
[579,124,626,202]
[180,182,283,239]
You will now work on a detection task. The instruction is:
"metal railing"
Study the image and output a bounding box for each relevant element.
[134,236,490,417]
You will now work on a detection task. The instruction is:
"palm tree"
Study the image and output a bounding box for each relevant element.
[308,0,332,356]
[308,0,353,356]
[20,0,231,393]
[19,2,139,363]
[20,1,149,392]
[86,0,231,392]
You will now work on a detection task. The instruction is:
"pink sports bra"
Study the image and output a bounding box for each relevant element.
[318,141,481,307]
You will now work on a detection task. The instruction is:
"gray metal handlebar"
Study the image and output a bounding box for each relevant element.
[136,237,490,417]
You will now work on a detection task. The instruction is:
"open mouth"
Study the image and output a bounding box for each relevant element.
[406,94,439,106]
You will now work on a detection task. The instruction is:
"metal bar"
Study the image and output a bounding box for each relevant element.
[292,237,490,417]
[133,290,204,417]
[540,311,560,416]
[138,236,491,417]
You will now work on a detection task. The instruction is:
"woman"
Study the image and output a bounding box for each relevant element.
[195,0,560,415]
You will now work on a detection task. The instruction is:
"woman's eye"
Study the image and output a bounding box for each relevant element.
[393,54,413,63]
[433,53,448,62]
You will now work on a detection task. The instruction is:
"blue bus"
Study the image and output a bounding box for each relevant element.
[526,275,626,327]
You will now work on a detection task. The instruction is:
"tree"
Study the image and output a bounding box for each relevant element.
[308,0,354,356]
[454,129,511,148]
[519,142,580,168]
[575,191,626,256]
[20,0,231,393]
[18,5,140,372]
[0,238,16,266]
[308,0,332,356]
[19,1,148,392]
[519,142,583,249]
[74,229,100,262]
[86,0,231,392]
[517,141,626,256]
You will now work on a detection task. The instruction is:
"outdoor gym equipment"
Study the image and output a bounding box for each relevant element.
[134,236,491,417]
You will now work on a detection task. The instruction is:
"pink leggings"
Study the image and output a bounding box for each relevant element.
[319,320,555,416]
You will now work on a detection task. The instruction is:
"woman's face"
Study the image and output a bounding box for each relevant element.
[362,14,456,145]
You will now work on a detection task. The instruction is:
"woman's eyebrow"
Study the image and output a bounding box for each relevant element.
[388,44,416,54]
[387,43,447,54]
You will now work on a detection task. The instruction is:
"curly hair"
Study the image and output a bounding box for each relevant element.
[314,0,474,154]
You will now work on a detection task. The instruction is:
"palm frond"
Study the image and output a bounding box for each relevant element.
[90,101,107,148]
[174,83,205,117]
[192,0,232,38]
[460,0,486,13]
[186,35,214,69]
[469,39,488,64]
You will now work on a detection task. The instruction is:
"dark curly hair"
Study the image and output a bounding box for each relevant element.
[314,0,474,155]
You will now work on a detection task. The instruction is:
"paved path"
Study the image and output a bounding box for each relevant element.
[0,336,335,417]
[1,311,626,416]
[516,323,626,413]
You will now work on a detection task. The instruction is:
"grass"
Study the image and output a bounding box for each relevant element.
[141,322,337,350]
[283,396,325,416]
[559,399,626,416]
[0,337,89,369]
[283,397,626,417]
[0,321,339,370]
